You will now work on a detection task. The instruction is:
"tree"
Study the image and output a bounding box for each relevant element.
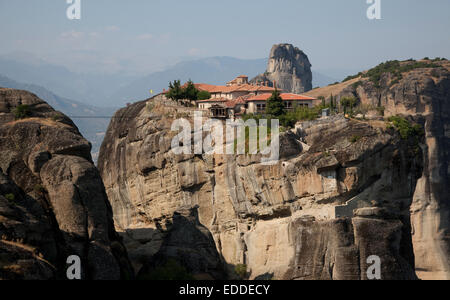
[166,79,202,102]
[197,90,211,100]
[341,96,357,115]
[329,94,335,111]
[318,96,326,107]
[266,89,285,117]
[183,79,199,101]
[166,80,184,102]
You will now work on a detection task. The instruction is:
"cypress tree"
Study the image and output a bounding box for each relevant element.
[266,89,285,117]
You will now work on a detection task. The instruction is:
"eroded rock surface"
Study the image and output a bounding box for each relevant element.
[0,88,133,280]
[99,96,423,279]
[137,206,226,280]
[251,43,312,93]
[313,60,450,279]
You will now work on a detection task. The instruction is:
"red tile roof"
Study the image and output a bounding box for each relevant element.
[235,95,250,104]
[194,83,217,92]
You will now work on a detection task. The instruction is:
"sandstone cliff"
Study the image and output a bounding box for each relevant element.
[251,44,312,93]
[306,59,450,279]
[0,88,133,279]
[99,95,424,279]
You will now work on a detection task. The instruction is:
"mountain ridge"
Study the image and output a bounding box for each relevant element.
[0,74,116,161]
[0,53,337,108]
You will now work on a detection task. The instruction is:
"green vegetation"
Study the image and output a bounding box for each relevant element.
[280,105,324,127]
[342,59,440,88]
[364,60,439,88]
[431,57,447,62]
[235,264,248,280]
[197,90,211,100]
[343,72,363,82]
[386,116,424,140]
[266,92,340,128]
[166,80,212,102]
[329,94,337,112]
[322,150,331,158]
[139,259,195,280]
[246,102,332,129]
[340,96,358,115]
[14,104,32,120]
[182,80,199,101]
[376,106,385,117]
[4,193,15,201]
[265,89,285,117]
[242,113,265,123]
[318,96,326,106]
[166,80,184,101]
[34,184,46,194]
[349,135,362,143]
[352,81,363,89]
[51,113,64,122]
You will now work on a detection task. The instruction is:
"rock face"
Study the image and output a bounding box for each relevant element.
[137,206,226,280]
[99,96,422,279]
[251,44,312,93]
[319,60,450,280]
[0,88,133,280]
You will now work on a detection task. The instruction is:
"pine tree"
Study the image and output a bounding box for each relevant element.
[319,96,325,107]
[166,80,184,102]
[183,79,199,100]
[330,94,334,111]
[266,89,285,117]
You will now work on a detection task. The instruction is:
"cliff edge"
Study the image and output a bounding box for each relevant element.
[99,96,423,280]
[0,88,133,279]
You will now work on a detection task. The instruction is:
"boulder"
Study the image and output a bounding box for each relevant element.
[0,88,133,280]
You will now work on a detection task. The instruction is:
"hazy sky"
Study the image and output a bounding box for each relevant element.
[0,0,449,76]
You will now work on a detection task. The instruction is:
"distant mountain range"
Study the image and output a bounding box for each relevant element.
[0,53,338,108]
[109,57,338,105]
[0,52,340,161]
[0,74,115,162]
[0,53,137,107]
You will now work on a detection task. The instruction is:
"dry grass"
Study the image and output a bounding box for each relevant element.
[305,77,362,99]
[4,117,71,128]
